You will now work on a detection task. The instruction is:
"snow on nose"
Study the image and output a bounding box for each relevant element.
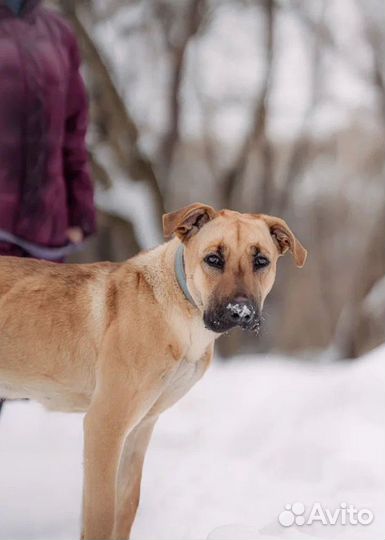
[226,302,254,321]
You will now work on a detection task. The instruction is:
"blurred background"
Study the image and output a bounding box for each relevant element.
[53,0,385,360]
[1,2,385,539]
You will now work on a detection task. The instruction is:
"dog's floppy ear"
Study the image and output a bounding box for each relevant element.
[260,214,307,267]
[163,203,217,241]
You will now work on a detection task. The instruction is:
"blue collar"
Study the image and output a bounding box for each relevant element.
[175,244,196,307]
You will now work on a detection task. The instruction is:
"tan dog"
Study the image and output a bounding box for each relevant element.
[0,204,306,539]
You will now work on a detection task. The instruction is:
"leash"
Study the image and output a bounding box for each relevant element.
[0,229,82,260]
[174,244,197,307]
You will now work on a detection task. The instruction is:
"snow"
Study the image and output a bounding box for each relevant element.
[0,345,384,540]
[226,302,254,319]
[362,275,385,318]
[93,145,162,249]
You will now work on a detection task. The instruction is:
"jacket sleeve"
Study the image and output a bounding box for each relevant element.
[63,32,97,237]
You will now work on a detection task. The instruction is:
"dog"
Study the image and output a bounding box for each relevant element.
[0,203,307,539]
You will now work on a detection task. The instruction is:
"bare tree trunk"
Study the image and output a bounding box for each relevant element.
[259,0,274,211]
[59,0,165,224]
[358,1,385,124]
[275,2,326,215]
[222,0,275,210]
[159,0,205,188]
[333,2,385,358]
[333,203,385,358]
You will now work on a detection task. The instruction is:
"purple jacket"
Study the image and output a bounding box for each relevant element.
[0,0,96,247]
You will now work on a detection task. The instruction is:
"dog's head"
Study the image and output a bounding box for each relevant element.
[163,203,307,334]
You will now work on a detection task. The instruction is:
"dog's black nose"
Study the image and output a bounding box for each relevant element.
[203,297,261,333]
[225,299,256,328]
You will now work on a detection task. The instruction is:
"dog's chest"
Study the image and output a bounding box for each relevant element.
[172,312,215,363]
[150,316,214,415]
[184,332,212,363]
[147,316,215,414]
[151,350,210,415]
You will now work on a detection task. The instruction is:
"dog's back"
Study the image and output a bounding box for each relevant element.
[0,256,114,296]
[0,257,118,410]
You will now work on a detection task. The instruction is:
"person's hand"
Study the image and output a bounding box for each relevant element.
[67,227,84,244]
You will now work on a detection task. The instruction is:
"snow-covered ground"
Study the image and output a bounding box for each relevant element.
[0,345,384,540]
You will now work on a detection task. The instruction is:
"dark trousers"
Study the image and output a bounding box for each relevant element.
[0,241,30,257]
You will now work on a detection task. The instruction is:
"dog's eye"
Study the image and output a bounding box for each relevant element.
[204,253,224,270]
[253,254,270,270]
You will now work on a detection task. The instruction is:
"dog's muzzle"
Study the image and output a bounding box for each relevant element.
[203,297,261,333]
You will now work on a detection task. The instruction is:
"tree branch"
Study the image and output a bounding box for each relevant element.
[59,0,165,221]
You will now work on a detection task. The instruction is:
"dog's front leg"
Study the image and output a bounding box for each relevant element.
[112,415,158,539]
[82,390,158,540]
[82,400,131,540]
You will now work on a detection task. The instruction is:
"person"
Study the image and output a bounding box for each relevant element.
[0,0,96,414]
[0,0,96,261]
